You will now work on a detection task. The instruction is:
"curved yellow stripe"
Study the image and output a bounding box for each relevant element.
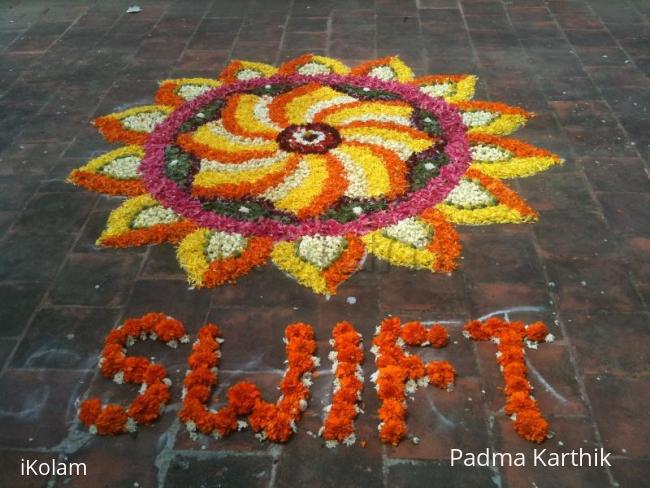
[109,105,173,121]
[472,156,561,179]
[99,194,158,240]
[226,94,278,137]
[362,231,436,269]
[177,229,211,286]
[468,114,528,136]
[452,75,477,102]
[271,241,328,294]
[319,101,412,126]
[333,145,391,197]
[194,155,293,186]
[310,56,350,74]
[273,154,328,214]
[436,203,537,224]
[284,86,346,125]
[339,125,432,154]
[192,122,278,153]
[78,145,144,173]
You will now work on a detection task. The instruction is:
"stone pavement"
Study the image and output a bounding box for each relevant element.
[0,0,648,487]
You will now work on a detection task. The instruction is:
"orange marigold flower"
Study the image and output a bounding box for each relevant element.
[400,321,427,345]
[78,398,102,426]
[504,391,537,416]
[95,405,128,435]
[514,409,548,443]
[427,324,449,348]
[379,418,407,446]
[154,317,186,342]
[525,321,549,342]
[227,381,262,415]
[426,361,456,389]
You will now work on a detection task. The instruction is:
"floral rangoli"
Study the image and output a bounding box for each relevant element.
[69,54,562,294]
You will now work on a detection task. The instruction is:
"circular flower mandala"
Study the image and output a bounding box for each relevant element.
[69,55,562,295]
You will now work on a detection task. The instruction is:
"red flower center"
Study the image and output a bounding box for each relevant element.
[276,123,341,154]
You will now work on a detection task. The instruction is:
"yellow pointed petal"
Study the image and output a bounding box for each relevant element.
[67,145,146,196]
[453,101,532,135]
[411,74,477,102]
[437,169,538,224]
[469,134,563,179]
[218,60,277,83]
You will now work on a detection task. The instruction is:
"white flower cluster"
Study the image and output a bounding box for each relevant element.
[100,155,141,180]
[206,231,247,261]
[471,144,511,162]
[368,65,396,81]
[297,235,346,269]
[420,83,453,98]
[297,62,331,76]
[122,111,167,132]
[177,84,212,101]
[462,110,496,128]
[132,205,180,228]
[444,179,497,209]
[252,95,282,130]
[236,68,262,80]
[383,217,432,249]
[332,149,368,198]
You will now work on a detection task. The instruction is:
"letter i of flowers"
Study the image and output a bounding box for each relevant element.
[69,54,562,295]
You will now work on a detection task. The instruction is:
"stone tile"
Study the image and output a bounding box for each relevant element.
[379,266,468,314]
[0,282,47,337]
[598,192,650,235]
[586,375,650,457]
[545,257,641,314]
[0,450,57,487]
[10,307,120,370]
[387,459,496,487]
[165,453,274,488]
[0,339,16,369]
[12,192,96,235]
[48,253,142,307]
[495,416,612,488]
[124,279,212,334]
[275,414,383,488]
[0,369,88,449]
[0,233,76,282]
[565,311,650,375]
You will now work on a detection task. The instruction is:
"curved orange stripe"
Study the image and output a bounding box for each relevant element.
[349,57,395,76]
[312,100,409,124]
[93,116,148,145]
[468,134,558,159]
[342,140,409,199]
[464,168,538,218]
[220,94,276,140]
[202,237,273,287]
[323,235,365,294]
[278,54,315,75]
[297,153,347,219]
[99,221,197,247]
[219,61,245,84]
[267,83,322,127]
[68,170,146,197]
[419,208,461,272]
[155,83,185,107]
[191,154,301,199]
[176,133,277,163]
[453,101,532,117]
[338,120,435,143]
[413,74,468,84]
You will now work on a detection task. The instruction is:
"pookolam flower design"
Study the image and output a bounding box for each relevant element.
[69,54,562,295]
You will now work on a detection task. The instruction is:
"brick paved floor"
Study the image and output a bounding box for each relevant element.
[0,0,648,487]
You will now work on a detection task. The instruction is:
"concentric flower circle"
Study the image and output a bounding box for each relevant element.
[69,55,562,294]
[140,73,471,241]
